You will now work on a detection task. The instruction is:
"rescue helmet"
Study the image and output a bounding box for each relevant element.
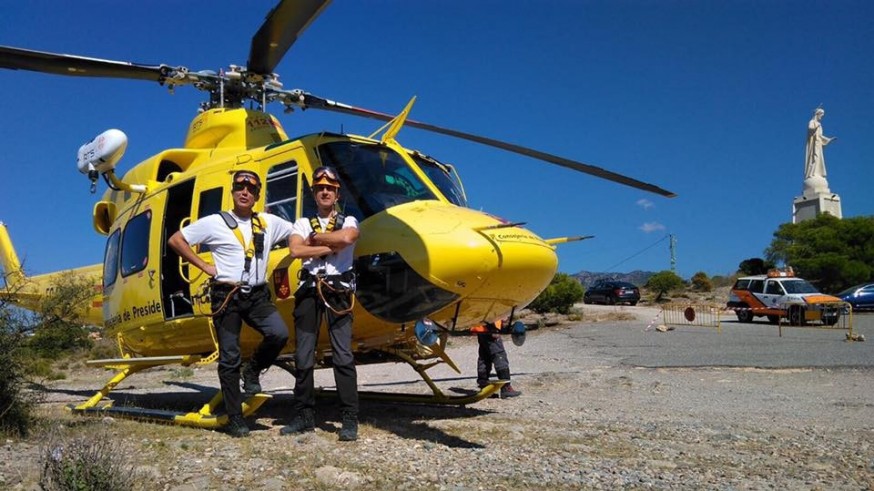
[232,170,261,195]
[312,166,341,189]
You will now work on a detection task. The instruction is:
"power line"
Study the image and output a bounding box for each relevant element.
[603,234,669,272]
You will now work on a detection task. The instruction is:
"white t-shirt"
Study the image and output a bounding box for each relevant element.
[291,214,358,277]
[181,211,293,286]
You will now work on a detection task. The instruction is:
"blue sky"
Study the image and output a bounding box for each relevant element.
[1,1,872,280]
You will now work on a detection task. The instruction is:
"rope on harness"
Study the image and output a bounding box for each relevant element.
[193,281,241,318]
[315,275,355,315]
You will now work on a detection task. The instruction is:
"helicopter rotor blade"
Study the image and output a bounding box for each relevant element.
[297,93,676,198]
[0,45,167,82]
[247,0,332,75]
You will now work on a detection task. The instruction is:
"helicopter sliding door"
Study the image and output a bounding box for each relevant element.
[161,178,197,319]
[160,174,226,320]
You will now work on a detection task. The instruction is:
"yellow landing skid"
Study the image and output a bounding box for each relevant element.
[68,355,270,429]
[277,347,507,406]
[347,380,507,405]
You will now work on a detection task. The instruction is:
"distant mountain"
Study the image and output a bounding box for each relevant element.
[572,270,655,287]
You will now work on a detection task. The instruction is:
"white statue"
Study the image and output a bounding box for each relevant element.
[804,107,835,179]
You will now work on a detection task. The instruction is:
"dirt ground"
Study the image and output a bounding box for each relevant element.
[3,304,873,490]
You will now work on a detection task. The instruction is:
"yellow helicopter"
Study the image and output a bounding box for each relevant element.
[0,0,674,429]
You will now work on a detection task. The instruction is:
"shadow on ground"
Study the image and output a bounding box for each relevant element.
[33,374,497,449]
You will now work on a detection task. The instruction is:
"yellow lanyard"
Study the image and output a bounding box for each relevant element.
[227,214,265,274]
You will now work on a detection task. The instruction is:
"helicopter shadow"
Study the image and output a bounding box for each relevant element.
[35,376,496,448]
[259,390,493,449]
[29,378,221,412]
[28,381,100,401]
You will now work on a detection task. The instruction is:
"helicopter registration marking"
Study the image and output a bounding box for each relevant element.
[246,115,277,130]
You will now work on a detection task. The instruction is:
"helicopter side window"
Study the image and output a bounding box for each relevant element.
[120,210,151,277]
[103,229,121,289]
[265,161,298,224]
[301,176,317,220]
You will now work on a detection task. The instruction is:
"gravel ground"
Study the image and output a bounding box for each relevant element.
[3,305,873,490]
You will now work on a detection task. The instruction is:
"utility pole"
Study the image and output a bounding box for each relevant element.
[669,234,677,273]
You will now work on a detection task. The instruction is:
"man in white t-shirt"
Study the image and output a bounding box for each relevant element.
[280,165,360,441]
[168,170,293,437]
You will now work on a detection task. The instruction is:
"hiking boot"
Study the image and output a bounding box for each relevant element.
[225,415,250,438]
[500,384,522,399]
[280,409,315,435]
[241,362,262,396]
[338,411,358,442]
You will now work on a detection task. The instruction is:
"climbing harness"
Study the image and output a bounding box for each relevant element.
[220,211,266,278]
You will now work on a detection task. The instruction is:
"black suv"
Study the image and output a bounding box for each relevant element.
[583,281,640,306]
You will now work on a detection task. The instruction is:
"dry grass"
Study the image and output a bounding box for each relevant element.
[38,424,143,491]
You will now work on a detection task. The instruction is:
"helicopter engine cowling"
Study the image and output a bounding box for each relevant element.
[76,128,127,175]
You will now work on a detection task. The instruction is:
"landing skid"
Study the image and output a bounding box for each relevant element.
[276,347,506,405]
[327,381,506,405]
[68,355,270,429]
[71,342,499,428]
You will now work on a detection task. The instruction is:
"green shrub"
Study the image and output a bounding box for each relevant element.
[88,338,118,360]
[645,270,686,301]
[690,271,713,292]
[1,273,95,437]
[528,273,584,314]
[766,214,874,293]
[39,429,141,491]
[27,272,95,358]
[738,257,775,276]
[21,357,57,378]
[0,328,33,437]
[27,326,91,359]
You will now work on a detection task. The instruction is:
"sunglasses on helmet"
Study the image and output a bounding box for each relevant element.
[313,166,339,182]
[232,177,261,194]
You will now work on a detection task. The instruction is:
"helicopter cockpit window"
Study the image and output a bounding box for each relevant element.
[265,161,298,223]
[121,210,151,277]
[410,153,467,207]
[316,142,438,220]
[103,229,121,289]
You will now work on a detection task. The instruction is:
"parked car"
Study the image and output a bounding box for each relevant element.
[836,283,874,311]
[727,269,842,325]
[583,281,640,306]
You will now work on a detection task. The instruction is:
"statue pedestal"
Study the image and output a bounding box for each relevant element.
[793,192,842,223]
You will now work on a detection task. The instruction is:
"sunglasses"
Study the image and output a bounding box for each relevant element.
[313,184,338,193]
[232,181,260,194]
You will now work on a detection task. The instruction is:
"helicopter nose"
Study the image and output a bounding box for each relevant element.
[354,201,557,324]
